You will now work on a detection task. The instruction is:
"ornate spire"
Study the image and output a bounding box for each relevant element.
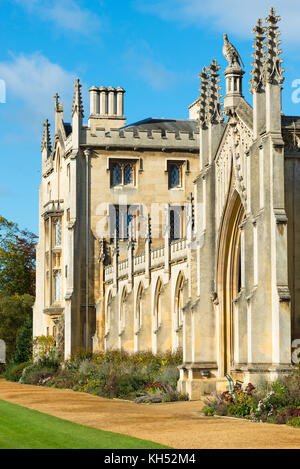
[198,66,209,129]
[250,18,267,93]
[263,7,284,85]
[206,59,224,124]
[41,118,52,154]
[72,78,84,118]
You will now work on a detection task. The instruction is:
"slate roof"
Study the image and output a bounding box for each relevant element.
[122,118,198,136]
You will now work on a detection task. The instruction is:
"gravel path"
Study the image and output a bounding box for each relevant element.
[0,380,299,449]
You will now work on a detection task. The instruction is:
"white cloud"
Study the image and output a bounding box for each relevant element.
[13,0,101,36]
[0,53,78,136]
[135,0,300,45]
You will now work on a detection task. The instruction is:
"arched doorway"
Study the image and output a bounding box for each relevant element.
[217,190,245,375]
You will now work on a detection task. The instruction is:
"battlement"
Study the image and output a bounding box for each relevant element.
[82,126,199,151]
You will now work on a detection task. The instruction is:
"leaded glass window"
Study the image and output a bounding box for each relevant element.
[55,219,62,246]
[124,164,133,185]
[54,271,61,302]
[112,163,122,185]
[170,164,180,188]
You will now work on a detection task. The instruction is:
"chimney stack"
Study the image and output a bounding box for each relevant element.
[88,85,126,131]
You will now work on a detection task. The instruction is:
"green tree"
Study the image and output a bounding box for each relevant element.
[0,215,37,296]
[0,293,34,361]
[11,315,33,364]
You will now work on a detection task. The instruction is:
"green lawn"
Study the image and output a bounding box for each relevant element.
[0,399,170,449]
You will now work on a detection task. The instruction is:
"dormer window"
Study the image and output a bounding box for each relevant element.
[110,160,136,187]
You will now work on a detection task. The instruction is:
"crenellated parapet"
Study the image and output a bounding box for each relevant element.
[83,126,199,151]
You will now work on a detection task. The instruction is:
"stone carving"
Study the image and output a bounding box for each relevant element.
[262,7,284,85]
[41,119,52,154]
[206,59,224,125]
[72,78,84,117]
[250,19,267,93]
[223,34,244,68]
[198,67,209,129]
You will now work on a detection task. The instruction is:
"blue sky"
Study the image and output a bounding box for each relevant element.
[1,0,300,234]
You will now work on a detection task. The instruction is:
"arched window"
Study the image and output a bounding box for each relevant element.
[136,283,143,330]
[170,164,180,188]
[112,163,122,186]
[124,164,133,185]
[154,279,162,331]
[106,291,112,332]
[175,273,184,329]
[120,288,127,329]
[55,219,62,247]
[54,271,61,302]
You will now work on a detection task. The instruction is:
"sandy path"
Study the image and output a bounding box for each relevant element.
[0,380,299,449]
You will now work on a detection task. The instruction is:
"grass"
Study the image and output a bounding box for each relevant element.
[0,399,170,449]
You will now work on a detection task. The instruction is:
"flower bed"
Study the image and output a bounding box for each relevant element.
[15,349,188,403]
[202,367,300,426]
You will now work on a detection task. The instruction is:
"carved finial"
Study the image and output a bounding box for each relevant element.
[263,7,284,85]
[207,59,224,124]
[72,78,84,118]
[198,66,209,128]
[54,92,60,110]
[223,33,244,68]
[41,118,52,154]
[250,18,267,93]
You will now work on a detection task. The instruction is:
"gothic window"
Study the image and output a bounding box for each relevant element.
[170,165,180,187]
[54,271,61,302]
[175,273,184,329]
[168,161,183,189]
[110,160,136,187]
[124,164,133,185]
[112,163,122,186]
[136,283,143,330]
[154,278,162,332]
[120,288,127,330]
[106,291,112,332]
[55,219,62,247]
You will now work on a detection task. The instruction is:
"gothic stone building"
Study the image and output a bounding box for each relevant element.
[34,8,300,398]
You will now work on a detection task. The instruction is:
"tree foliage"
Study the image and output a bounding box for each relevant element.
[0,293,34,361]
[0,215,37,296]
[11,315,33,364]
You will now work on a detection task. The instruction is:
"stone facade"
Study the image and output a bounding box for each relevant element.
[34,8,300,399]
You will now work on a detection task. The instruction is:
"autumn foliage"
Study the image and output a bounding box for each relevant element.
[0,215,37,296]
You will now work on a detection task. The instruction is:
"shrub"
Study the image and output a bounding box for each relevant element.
[153,365,179,390]
[33,335,55,360]
[11,316,32,364]
[20,356,59,384]
[202,405,216,416]
[5,361,32,382]
[287,417,300,428]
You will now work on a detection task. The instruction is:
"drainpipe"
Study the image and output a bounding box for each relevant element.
[84,148,91,350]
